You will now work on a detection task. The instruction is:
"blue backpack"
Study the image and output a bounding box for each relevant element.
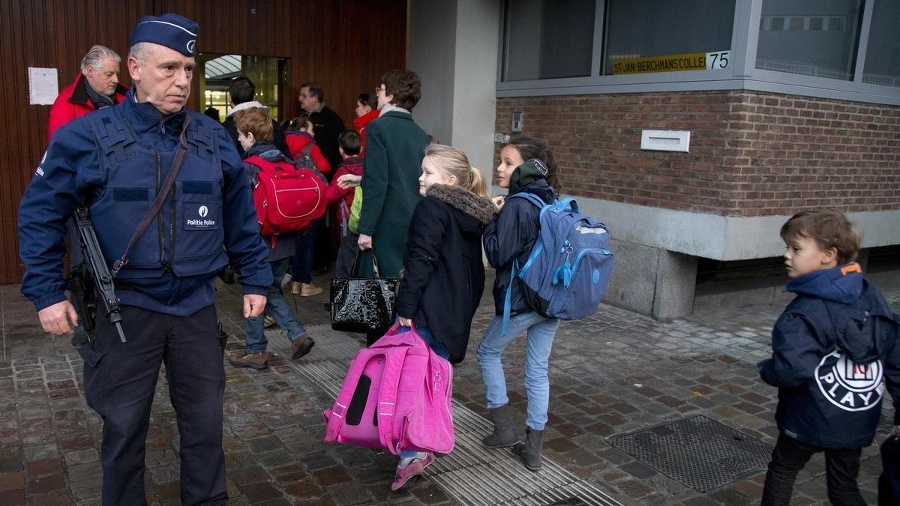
[503,193,615,334]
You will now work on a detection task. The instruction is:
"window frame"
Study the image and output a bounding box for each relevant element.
[495,0,900,106]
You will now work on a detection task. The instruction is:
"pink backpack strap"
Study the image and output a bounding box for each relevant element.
[324,345,380,442]
[375,323,429,453]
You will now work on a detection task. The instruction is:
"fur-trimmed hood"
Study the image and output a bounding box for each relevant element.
[397,182,493,363]
[425,184,495,225]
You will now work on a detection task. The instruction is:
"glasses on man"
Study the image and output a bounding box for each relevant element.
[374,86,385,94]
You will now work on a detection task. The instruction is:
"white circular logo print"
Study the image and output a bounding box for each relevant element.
[815,350,883,412]
[198,206,208,217]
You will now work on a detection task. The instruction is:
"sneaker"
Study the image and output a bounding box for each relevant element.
[299,283,324,297]
[280,273,292,290]
[228,350,272,370]
[263,315,277,328]
[290,281,303,294]
[291,335,315,359]
[390,452,435,491]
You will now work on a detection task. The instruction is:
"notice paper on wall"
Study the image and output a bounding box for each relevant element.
[28,67,59,105]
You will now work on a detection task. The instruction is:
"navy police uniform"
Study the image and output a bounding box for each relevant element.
[17,13,271,506]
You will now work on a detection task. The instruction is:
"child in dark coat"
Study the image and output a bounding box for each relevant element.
[477,136,563,473]
[389,144,494,491]
[758,209,900,505]
[324,131,364,278]
[229,107,316,369]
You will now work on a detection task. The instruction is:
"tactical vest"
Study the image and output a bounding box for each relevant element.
[85,110,228,280]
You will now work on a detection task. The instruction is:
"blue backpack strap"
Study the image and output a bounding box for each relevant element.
[502,258,520,337]
[518,241,544,278]
[557,196,578,213]
[508,192,546,209]
[501,192,549,336]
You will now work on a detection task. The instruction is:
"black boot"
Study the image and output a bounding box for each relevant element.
[512,427,544,471]
[482,404,520,448]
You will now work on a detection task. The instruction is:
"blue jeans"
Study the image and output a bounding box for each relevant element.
[477,312,559,430]
[761,433,864,506]
[244,258,307,353]
[334,231,360,279]
[291,220,320,284]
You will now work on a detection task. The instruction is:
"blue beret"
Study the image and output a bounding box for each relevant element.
[129,13,198,57]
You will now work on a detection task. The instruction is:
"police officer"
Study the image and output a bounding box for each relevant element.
[18,13,271,506]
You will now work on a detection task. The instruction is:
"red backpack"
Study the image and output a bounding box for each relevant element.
[247,147,327,244]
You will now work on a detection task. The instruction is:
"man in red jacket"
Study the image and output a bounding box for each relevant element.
[46,45,129,346]
[47,44,128,139]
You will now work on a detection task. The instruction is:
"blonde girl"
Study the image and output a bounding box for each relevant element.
[390,144,494,491]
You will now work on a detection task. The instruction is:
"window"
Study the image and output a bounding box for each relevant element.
[863,0,900,87]
[496,0,899,105]
[602,0,735,76]
[756,0,863,81]
[502,0,596,81]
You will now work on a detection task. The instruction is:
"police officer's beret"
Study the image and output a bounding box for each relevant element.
[129,13,198,57]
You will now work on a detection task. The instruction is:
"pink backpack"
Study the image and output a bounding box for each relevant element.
[324,323,455,455]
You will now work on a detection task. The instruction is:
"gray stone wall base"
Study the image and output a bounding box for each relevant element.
[603,241,697,320]
[603,244,898,321]
[653,251,697,321]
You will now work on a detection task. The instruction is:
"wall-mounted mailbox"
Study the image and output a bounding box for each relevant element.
[641,130,690,153]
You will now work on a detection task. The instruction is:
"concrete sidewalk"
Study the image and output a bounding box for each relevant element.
[1,272,897,505]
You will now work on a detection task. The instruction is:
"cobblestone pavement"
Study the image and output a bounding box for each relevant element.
[1,273,897,505]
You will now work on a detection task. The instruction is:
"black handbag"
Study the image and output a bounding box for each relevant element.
[330,251,397,333]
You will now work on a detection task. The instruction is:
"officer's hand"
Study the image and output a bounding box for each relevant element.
[242,294,267,319]
[38,301,78,336]
[358,233,373,250]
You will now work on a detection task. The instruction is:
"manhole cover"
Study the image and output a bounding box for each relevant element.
[606,415,772,492]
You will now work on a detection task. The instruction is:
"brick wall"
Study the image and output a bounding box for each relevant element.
[496,91,900,217]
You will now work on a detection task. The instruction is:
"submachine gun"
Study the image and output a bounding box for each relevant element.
[66,263,95,347]
[70,205,127,344]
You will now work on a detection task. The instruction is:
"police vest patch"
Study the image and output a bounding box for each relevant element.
[184,203,219,229]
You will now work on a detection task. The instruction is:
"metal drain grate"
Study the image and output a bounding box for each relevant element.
[606,415,772,493]
[283,325,624,506]
[546,498,591,506]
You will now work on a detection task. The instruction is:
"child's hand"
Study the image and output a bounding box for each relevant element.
[337,174,361,189]
[398,316,412,327]
[491,195,505,211]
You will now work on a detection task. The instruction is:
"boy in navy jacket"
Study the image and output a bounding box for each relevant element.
[759,209,900,505]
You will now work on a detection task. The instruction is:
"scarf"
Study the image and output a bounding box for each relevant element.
[379,103,410,117]
[83,79,115,109]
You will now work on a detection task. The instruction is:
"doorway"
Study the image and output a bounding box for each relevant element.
[198,54,287,123]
